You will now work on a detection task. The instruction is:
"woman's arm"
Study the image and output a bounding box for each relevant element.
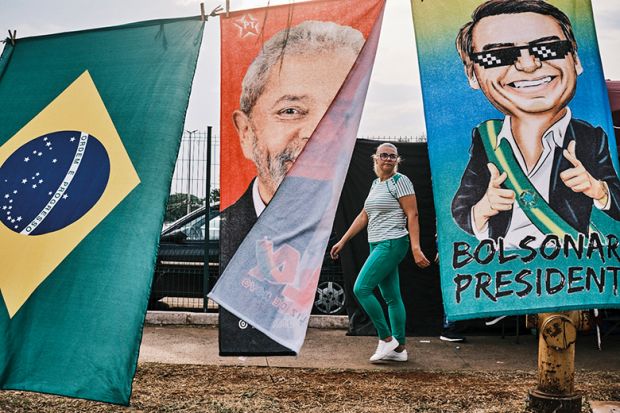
[330,209,368,259]
[399,194,430,268]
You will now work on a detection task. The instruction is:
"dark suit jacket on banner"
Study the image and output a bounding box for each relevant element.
[220,183,256,271]
[219,181,294,356]
[452,118,620,240]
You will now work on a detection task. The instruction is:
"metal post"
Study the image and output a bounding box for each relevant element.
[528,311,583,413]
[203,126,212,312]
[186,129,197,214]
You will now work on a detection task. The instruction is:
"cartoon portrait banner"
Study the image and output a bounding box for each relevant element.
[212,0,385,353]
[411,0,620,321]
[0,18,203,404]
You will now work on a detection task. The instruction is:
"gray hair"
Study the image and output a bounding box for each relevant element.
[375,143,399,154]
[239,20,365,115]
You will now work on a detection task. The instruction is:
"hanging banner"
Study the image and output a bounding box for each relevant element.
[609,80,620,142]
[411,0,620,320]
[608,80,620,113]
[0,18,203,404]
[214,0,385,353]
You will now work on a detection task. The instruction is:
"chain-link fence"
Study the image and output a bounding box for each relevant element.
[150,130,219,311]
[165,130,220,224]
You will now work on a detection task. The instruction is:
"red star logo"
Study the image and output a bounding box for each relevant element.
[234,14,260,38]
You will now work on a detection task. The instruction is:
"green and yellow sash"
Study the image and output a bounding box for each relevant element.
[477,120,581,239]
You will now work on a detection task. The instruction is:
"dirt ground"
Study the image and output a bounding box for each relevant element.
[1,364,618,413]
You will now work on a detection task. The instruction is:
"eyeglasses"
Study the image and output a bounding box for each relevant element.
[470,40,573,69]
[378,153,398,161]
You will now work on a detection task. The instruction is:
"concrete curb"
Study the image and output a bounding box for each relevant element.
[145,311,348,329]
[308,315,349,329]
[145,311,218,326]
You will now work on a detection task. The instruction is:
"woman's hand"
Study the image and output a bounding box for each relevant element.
[330,210,367,260]
[330,241,345,260]
[413,248,430,268]
[399,194,430,269]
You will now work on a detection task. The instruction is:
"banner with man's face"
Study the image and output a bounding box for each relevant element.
[213,0,385,354]
[411,0,620,320]
[220,0,383,211]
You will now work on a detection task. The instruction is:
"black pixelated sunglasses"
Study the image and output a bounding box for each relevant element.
[470,40,574,69]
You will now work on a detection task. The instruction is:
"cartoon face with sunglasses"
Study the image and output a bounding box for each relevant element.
[464,10,582,118]
[451,0,620,247]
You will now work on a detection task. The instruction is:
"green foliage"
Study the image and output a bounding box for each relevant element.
[209,188,220,204]
[165,193,204,222]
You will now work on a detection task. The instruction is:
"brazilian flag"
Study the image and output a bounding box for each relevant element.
[0,17,204,404]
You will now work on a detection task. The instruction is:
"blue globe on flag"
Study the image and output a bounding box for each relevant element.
[0,130,110,235]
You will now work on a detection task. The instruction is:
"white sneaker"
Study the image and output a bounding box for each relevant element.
[369,338,399,362]
[485,316,507,326]
[382,349,408,362]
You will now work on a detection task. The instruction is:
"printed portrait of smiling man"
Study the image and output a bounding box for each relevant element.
[220,20,364,269]
[450,0,620,249]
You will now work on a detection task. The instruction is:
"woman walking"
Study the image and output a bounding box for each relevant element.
[330,143,430,362]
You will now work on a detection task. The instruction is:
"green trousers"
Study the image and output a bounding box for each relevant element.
[353,235,409,344]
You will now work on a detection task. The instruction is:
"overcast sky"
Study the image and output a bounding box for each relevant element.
[1,0,619,138]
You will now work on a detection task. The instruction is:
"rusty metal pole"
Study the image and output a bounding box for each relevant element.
[528,311,584,413]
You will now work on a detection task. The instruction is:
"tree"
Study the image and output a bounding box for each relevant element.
[209,188,220,204]
[165,193,203,222]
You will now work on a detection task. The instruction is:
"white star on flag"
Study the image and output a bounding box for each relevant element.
[234,14,260,38]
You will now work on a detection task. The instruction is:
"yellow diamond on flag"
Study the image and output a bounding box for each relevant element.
[0,71,140,318]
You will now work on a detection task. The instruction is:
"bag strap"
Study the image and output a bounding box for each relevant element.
[477,120,581,239]
[386,173,401,199]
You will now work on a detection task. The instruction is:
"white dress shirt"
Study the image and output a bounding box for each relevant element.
[252,179,266,217]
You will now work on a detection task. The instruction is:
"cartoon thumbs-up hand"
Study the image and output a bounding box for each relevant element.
[472,163,516,232]
[560,140,608,204]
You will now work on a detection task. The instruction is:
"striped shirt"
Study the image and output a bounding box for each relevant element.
[364,173,415,242]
